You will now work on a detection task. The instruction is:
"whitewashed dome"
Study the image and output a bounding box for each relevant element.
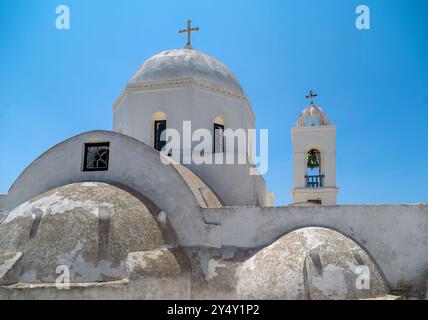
[0,182,189,286]
[130,48,244,93]
[236,227,389,300]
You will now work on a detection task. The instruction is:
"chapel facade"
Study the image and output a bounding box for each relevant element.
[0,23,426,300]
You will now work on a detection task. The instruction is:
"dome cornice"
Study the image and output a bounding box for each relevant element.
[113,77,255,122]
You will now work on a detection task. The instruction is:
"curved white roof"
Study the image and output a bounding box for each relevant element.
[297,104,330,127]
[130,48,244,93]
[236,227,389,300]
[0,182,188,285]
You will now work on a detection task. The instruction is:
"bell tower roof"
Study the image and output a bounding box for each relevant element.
[296,91,330,127]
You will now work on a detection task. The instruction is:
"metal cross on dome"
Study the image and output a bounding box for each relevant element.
[306,90,318,105]
[179,20,199,49]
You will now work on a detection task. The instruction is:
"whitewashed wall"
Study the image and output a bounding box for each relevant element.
[2,131,220,248]
[203,204,428,293]
[113,84,265,206]
[2,130,426,294]
[291,125,338,204]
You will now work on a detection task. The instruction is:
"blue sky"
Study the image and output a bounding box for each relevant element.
[0,0,427,205]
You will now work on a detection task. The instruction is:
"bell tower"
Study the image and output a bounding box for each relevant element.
[291,91,339,205]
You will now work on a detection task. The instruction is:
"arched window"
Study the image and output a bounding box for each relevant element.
[213,116,225,153]
[305,149,323,188]
[152,112,167,152]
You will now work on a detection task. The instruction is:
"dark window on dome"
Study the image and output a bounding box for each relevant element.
[83,142,110,171]
[213,123,225,153]
[154,120,167,152]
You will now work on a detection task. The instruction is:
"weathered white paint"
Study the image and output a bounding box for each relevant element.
[236,227,388,300]
[3,131,218,248]
[1,129,427,295]
[3,192,113,224]
[0,195,6,212]
[203,204,428,293]
[0,253,22,281]
[0,212,6,224]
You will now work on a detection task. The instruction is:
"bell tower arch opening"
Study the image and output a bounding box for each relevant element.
[306,149,323,188]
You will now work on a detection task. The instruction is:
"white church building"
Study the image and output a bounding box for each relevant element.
[0,23,427,300]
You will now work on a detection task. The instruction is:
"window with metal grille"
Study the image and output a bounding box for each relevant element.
[83,142,110,171]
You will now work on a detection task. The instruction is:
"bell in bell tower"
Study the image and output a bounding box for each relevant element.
[291,91,339,205]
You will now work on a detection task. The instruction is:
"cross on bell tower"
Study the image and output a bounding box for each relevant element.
[306,90,318,106]
[179,20,199,49]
